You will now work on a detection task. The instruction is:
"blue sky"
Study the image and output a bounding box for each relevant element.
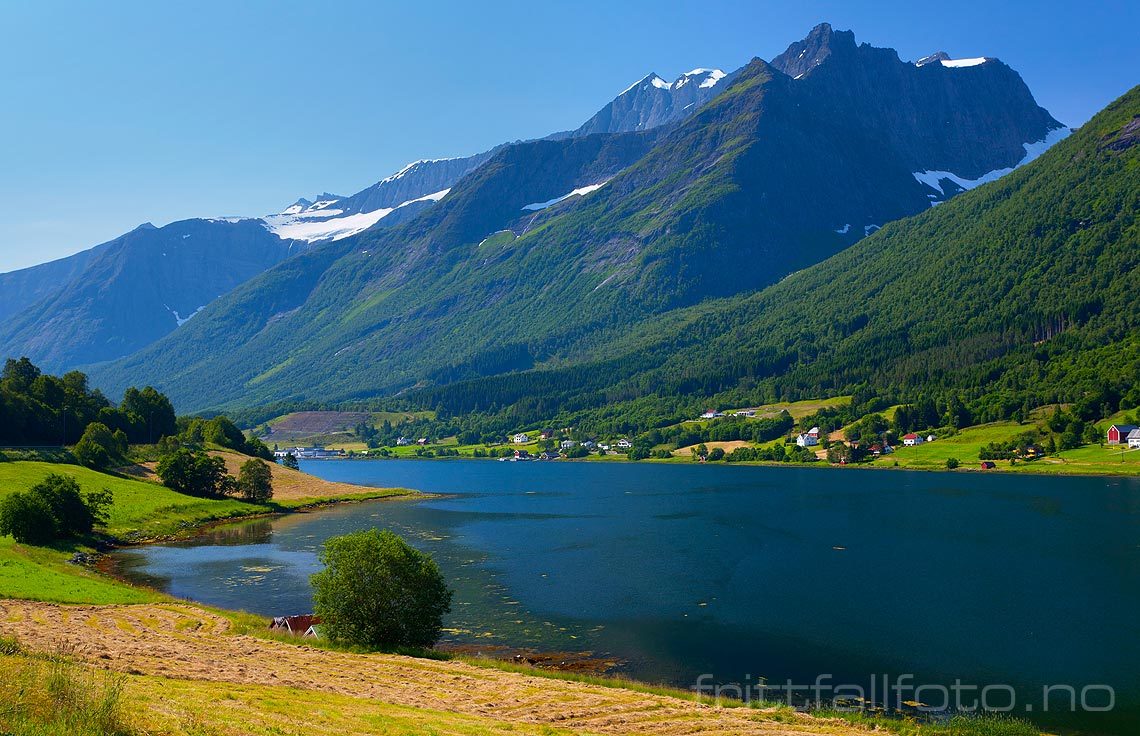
[1,0,1136,272]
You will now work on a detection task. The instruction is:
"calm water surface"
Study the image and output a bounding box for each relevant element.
[114,459,1140,732]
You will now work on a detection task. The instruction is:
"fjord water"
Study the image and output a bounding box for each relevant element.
[114,460,1139,731]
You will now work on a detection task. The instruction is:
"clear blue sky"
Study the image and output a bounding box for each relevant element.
[1,0,1136,272]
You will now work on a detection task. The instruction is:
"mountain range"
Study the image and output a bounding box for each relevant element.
[0,58,743,373]
[66,24,1074,413]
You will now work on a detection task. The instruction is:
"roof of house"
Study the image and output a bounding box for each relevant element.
[1127,428,1140,439]
[1111,424,1139,432]
[270,614,320,633]
[902,433,919,439]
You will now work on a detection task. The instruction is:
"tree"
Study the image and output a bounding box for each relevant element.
[0,491,56,544]
[279,453,299,470]
[72,422,121,470]
[945,457,960,469]
[237,459,273,503]
[156,448,231,497]
[0,474,111,544]
[311,529,452,649]
[121,386,177,443]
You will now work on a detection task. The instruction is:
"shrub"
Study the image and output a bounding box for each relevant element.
[0,474,111,545]
[311,529,452,649]
[73,422,122,470]
[279,453,299,470]
[946,457,960,469]
[707,447,725,461]
[0,491,57,544]
[155,448,232,497]
[237,459,273,503]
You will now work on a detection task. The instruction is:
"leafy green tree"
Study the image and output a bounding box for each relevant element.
[311,529,452,648]
[708,447,725,461]
[72,422,121,470]
[280,453,299,470]
[0,474,110,544]
[945,457,960,469]
[237,459,273,503]
[121,386,177,443]
[0,490,56,544]
[156,448,231,497]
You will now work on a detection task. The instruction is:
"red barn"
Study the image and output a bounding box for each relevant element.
[1107,424,1138,445]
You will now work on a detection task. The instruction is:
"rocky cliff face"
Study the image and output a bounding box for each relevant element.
[563,68,737,137]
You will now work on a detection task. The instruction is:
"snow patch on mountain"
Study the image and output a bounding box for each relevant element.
[940,57,989,68]
[522,182,608,211]
[167,304,206,327]
[912,126,1071,195]
[261,189,451,243]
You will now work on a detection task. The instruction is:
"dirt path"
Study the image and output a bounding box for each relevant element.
[1,600,860,736]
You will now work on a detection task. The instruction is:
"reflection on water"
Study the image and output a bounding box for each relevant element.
[112,459,1140,733]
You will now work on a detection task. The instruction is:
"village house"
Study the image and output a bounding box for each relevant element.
[273,446,345,460]
[1107,424,1138,445]
[512,432,531,444]
[699,410,724,420]
[417,438,429,446]
[560,439,577,450]
[582,440,597,450]
[616,438,632,449]
[540,429,555,440]
[796,433,819,447]
[980,461,996,469]
[539,450,559,460]
[902,433,925,447]
[395,437,412,446]
[807,426,820,439]
[513,449,531,460]
[1127,428,1140,449]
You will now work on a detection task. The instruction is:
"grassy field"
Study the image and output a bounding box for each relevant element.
[0,601,1047,736]
[0,457,414,605]
[866,421,1140,475]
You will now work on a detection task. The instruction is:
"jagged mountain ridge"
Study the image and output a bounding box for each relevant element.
[0,61,731,372]
[88,25,1070,411]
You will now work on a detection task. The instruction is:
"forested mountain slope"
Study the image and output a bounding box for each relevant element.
[409,84,1140,429]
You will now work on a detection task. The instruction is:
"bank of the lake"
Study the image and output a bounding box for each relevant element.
[113,458,1140,735]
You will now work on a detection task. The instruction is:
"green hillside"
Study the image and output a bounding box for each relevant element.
[408,84,1140,433]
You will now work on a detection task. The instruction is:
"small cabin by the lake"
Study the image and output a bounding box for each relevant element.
[270,614,320,637]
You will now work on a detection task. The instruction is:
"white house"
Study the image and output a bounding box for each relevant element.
[512,433,531,444]
[1127,428,1140,449]
[902,433,924,446]
[796,433,819,447]
[560,439,577,450]
[807,426,820,438]
[616,438,632,449]
[700,410,724,419]
[926,434,936,443]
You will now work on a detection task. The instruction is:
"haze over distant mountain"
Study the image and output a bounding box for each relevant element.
[89,24,1071,412]
[0,60,733,373]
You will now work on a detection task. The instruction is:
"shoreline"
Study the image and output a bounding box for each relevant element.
[308,450,1140,480]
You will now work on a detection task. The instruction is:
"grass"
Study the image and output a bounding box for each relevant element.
[0,458,410,605]
[0,461,271,541]
[0,647,582,736]
[863,420,1140,475]
[814,710,1040,736]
